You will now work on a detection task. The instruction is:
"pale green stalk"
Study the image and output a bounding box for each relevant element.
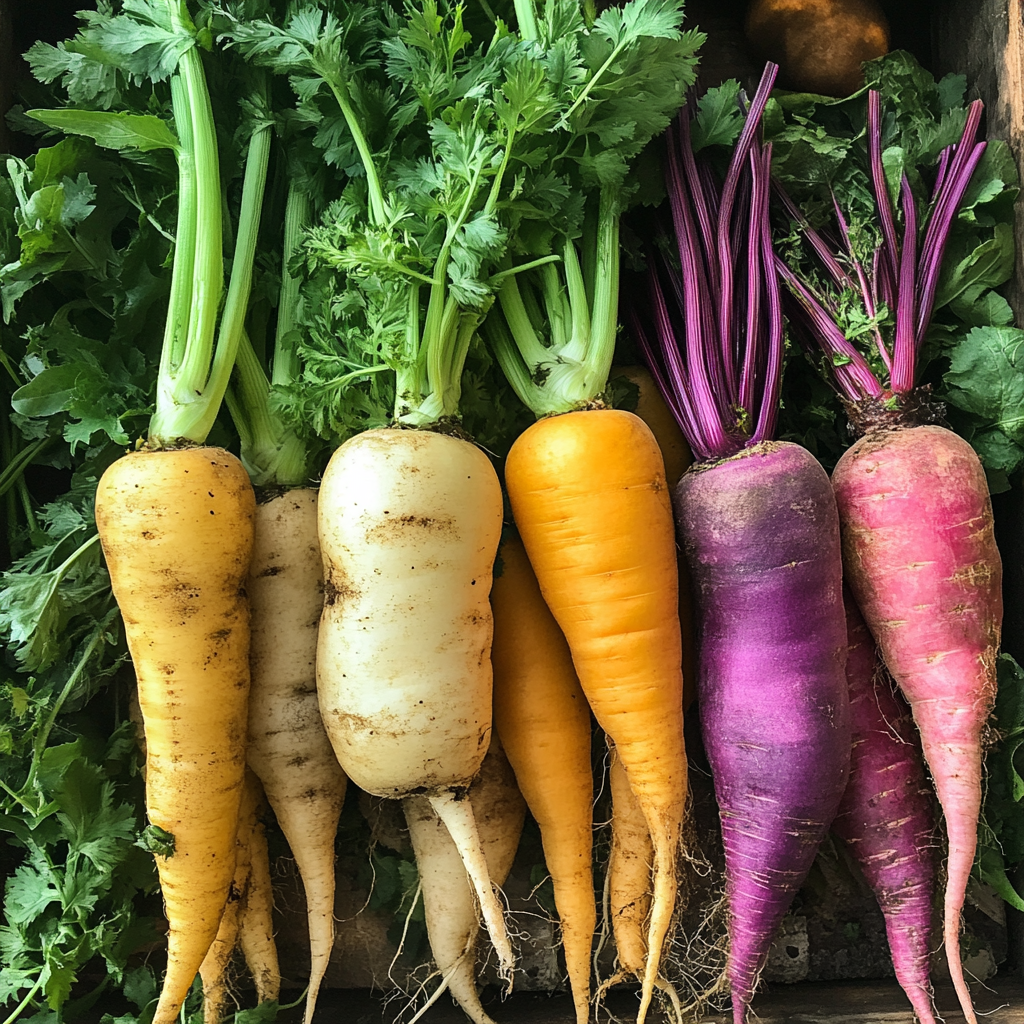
[272,186,311,387]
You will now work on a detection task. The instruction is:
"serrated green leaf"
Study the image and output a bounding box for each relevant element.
[5,864,61,925]
[690,79,742,153]
[944,326,1024,447]
[28,110,179,154]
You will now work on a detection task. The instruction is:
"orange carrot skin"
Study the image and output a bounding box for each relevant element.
[491,533,595,1024]
[832,424,1002,1021]
[614,366,698,711]
[96,448,255,1024]
[505,408,687,1022]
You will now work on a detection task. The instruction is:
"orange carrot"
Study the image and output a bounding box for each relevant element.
[506,408,688,1024]
[490,533,595,1024]
[615,365,697,710]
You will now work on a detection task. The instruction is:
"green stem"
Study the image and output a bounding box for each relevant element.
[482,313,543,411]
[583,187,620,391]
[324,79,387,227]
[560,238,591,365]
[155,70,197,393]
[2,973,44,1024]
[0,438,51,501]
[559,38,632,128]
[272,185,311,387]
[171,35,222,403]
[0,345,22,386]
[488,253,561,287]
[199,121,272,436]
[497,276,549,367]
[423,294,460,419]
[0,778,38,815]
[227,331,310,487]
[513,0,540,41]
[17,479,36,536]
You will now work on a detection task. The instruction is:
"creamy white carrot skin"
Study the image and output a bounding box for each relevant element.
[316,426,512,973]
[247,487,346,1022]
[404,739,527,1024]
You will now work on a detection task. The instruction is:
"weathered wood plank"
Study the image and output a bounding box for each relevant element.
[270,978,1024,1021]
[935,0,1024,315]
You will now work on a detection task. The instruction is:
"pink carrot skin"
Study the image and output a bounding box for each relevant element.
[833,425,1002,1024]
[833,589,938,1024]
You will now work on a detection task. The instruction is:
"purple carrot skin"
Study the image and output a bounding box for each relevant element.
[634,64,851,1024]
[776,88,998,1024]
[676,444,850,1023]
[833,591,938,1024]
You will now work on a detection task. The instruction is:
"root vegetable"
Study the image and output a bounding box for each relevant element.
[200,770,258,1024]
[96,448,255,1024]
[237,772,279,1006]
[490,532,595,1024]
[676,443,850,1023]
[833,590,938,1024]
[506,408,688,1023]
[247,487,346,1023]
[832,425,1001,1023]
[317,428,512,975]
[613,365,698,710]
[404,738,526,1024]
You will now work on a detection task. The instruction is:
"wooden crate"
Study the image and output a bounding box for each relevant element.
[2,0,1023,1017]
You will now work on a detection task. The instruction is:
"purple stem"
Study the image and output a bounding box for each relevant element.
[715,63,779,405]
[890,176,919,392]
[679,115,720,301]
[631,303,711,459]
[868,90,899,305]
[663,141,732,452]
[915,142,986,340]
[648,265,721,457]
[739,147,766,418]
[774,182,855,291]
[774,254,883,401]
[933,145,952,202]
[752,145,785,445]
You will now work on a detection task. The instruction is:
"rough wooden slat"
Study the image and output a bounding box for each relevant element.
[270,978,1024,1021]
[935,0,1024,316]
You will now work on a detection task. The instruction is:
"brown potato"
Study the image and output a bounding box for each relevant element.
[745,0,890,97]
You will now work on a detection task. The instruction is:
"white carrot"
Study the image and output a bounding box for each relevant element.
[316,428,511,975]
[404,737,527,1024]
[247,487,346,1023]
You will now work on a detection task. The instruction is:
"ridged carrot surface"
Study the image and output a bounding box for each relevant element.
[491,533,595,1024]
[96,447,255,1024]
[506,408,687,1023]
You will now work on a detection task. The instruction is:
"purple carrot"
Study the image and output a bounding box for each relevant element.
[833,590,939,1024]
[676,446,850,1024]
[634,63,851,1024]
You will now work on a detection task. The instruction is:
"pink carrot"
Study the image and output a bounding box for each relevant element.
[833,589,938,1024]
[776,89,1000,1023]
[832,426,1001,1024]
